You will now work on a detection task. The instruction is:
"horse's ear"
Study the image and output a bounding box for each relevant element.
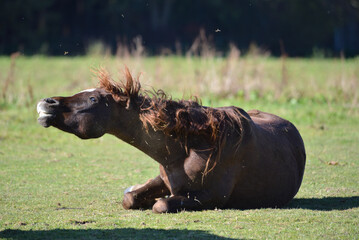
[111,94,129,106]
[103,91,126,108]
[110,92,134,110]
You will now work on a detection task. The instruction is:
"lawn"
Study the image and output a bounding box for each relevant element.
[0,55,358,239]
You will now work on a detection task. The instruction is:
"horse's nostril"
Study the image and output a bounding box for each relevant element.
[44,98,58,104]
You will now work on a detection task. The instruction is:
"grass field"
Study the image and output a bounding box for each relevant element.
[0,55,359,239]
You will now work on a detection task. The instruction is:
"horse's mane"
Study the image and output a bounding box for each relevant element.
[96,67,141,107]
[95,67,245,176]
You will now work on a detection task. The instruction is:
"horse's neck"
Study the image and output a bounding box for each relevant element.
[110,105,186,166]
[133,127,186,165]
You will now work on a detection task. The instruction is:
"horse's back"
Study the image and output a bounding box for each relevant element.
[248,109,306,164]
[248,109,304,145]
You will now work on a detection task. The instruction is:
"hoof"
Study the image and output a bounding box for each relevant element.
[152,199,169,214]
[122,192,135,210]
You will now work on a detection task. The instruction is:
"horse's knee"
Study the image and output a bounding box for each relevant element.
[152,199,169,214]
[122,192,135,210]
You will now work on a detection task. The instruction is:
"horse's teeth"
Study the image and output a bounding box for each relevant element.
[39,112,52,118]
[37,102,42,114]
[37,102,52,117]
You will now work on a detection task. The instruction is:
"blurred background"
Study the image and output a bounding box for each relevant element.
[1,2,359,238]
[1,0,359,57]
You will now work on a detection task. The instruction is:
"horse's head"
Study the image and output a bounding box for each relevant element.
[37,88,118,139]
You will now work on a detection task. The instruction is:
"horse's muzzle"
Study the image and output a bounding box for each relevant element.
[37,98,59,128]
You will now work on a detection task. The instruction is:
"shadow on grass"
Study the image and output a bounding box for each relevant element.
[0,228,238,240]
[287,196,359,211]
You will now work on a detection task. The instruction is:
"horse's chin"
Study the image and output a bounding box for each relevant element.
[37,116,54,128]
[75,131,105,139]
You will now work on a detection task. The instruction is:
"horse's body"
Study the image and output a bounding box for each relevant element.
[37,68,306,213]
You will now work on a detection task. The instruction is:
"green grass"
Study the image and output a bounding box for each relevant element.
[0,56,359,239]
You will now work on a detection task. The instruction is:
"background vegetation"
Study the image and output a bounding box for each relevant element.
[1,0,359,56]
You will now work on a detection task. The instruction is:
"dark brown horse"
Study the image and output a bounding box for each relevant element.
[37,67,306,213]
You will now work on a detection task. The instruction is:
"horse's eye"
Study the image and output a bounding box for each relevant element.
[89,97,97,103]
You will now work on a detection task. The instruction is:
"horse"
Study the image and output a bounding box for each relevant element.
[37,67,306,213]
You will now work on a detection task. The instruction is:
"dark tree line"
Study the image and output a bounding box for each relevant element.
[1,0,358,56]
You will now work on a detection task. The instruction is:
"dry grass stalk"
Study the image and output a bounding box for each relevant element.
[116,40,131,59]
[186,29,216,58]
[274,39,289,100]
[336,54,359,105]
[26,82,34,107]
[131,36,145,58]
[2,52,20,101]
[222,44,241,95]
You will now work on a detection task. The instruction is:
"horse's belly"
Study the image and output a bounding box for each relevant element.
[226,156,301,209]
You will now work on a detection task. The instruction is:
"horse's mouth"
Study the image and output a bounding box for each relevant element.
[37,101,56,128]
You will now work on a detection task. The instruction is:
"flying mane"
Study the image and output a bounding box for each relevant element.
[95,67,245,175]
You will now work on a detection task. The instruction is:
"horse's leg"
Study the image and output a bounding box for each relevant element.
[123,179,151,194]
[152,192,213,213]
[122,175,170,210]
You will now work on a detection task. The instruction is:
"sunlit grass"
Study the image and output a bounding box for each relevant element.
[0,56,358,239]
